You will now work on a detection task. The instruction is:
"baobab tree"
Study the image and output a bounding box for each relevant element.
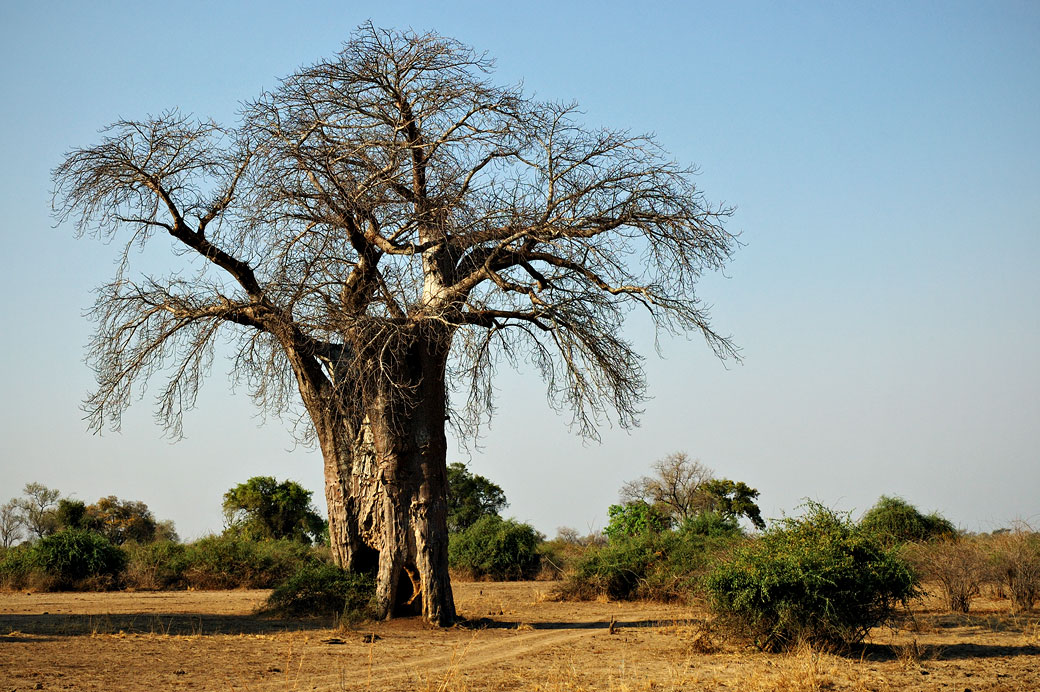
[53,24,737,624]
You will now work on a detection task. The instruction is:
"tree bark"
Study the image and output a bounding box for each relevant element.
[309,327,456,625]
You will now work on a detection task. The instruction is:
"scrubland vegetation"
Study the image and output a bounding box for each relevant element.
[3,455,1040,657]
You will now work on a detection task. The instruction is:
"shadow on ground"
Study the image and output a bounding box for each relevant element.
[0,612,335,636]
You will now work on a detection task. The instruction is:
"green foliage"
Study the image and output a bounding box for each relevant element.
[0,544,34,587]
[50,496,174,546]
[85,496,161,544]
[859,496,957,546]
[223,477,326,544]
[25,529,127,588]
[448,515,542,580]
[680,511,743,538]
[1,529,328,592]
[180,534,320,589]
[604,501,671,541]
[54,499,90,531]
[122,540,190,589]
[704,502,918,651]
[560,527,737,602]
[701,479,766,530]
[263,563,375,620]
[446,463,508,533]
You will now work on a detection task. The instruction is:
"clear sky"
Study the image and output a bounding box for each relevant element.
[1,1,1037,540]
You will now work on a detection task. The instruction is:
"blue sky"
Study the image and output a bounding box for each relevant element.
[1,1,1037,539]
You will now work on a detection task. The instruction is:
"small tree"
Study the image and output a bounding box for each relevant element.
[446,463,508,533]
[223,477,326,544]
[54,499,91,531]
[620,454,763,530]
[85,496,161,545]
[14,483,60,540]
[620,453,715,522]
[700,479,766,530]
[0,501,24,548]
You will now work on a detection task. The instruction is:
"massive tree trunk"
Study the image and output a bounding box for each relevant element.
[307,325,456,625]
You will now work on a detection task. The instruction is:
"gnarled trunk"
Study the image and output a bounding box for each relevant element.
[309,327,456,625]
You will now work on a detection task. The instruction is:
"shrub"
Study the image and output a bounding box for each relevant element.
[859,496,956,546]
[449,516,542,580]
[263,563,375,620]
[0,544,34,589]
[990,528,1040,612]
[905,537,988,613]
[122,540,190,590]
[704,502,918,651]
[181,535,320,589]
[25,529,127,589]
[680,511,742,538]
[557,527,737,602]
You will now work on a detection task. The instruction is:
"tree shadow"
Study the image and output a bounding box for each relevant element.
[0,611,337,637]
[456,616,700,631]
[847,641,1040,662]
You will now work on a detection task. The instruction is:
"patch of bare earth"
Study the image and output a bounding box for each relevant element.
[2,582,1038,691]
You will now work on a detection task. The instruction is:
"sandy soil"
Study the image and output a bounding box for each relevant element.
[2,582,1038,691]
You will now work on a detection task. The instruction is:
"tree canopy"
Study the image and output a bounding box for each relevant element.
[223,477,326,544]
[446,462,508,533]
[619,453,764,530]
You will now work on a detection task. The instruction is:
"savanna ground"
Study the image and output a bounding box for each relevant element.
[2,582,1038,691]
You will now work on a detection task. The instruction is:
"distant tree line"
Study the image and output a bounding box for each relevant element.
[1,483,177,547]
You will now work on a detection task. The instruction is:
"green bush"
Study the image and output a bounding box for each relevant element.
[558,526,737,602]
[449,515,542,580]
[181,535,320,589]
[0,544,34,588]
[603,502,671,542]
[859,496,956,546]
[704,502,918,651]
[25,529,127,589]
[263,563,375,620]
[680,511,742,538]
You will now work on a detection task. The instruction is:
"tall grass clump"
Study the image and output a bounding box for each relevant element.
[449,515,542,580]
[705,502,918,651]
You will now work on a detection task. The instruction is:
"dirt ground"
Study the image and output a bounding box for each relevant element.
[2,582,1038,691]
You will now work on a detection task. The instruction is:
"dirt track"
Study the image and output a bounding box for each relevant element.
[3,582,1039,691]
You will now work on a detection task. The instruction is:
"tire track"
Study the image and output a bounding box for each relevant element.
[276,612,671,691]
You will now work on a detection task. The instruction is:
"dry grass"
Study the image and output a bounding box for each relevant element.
[3,583,1040,691]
